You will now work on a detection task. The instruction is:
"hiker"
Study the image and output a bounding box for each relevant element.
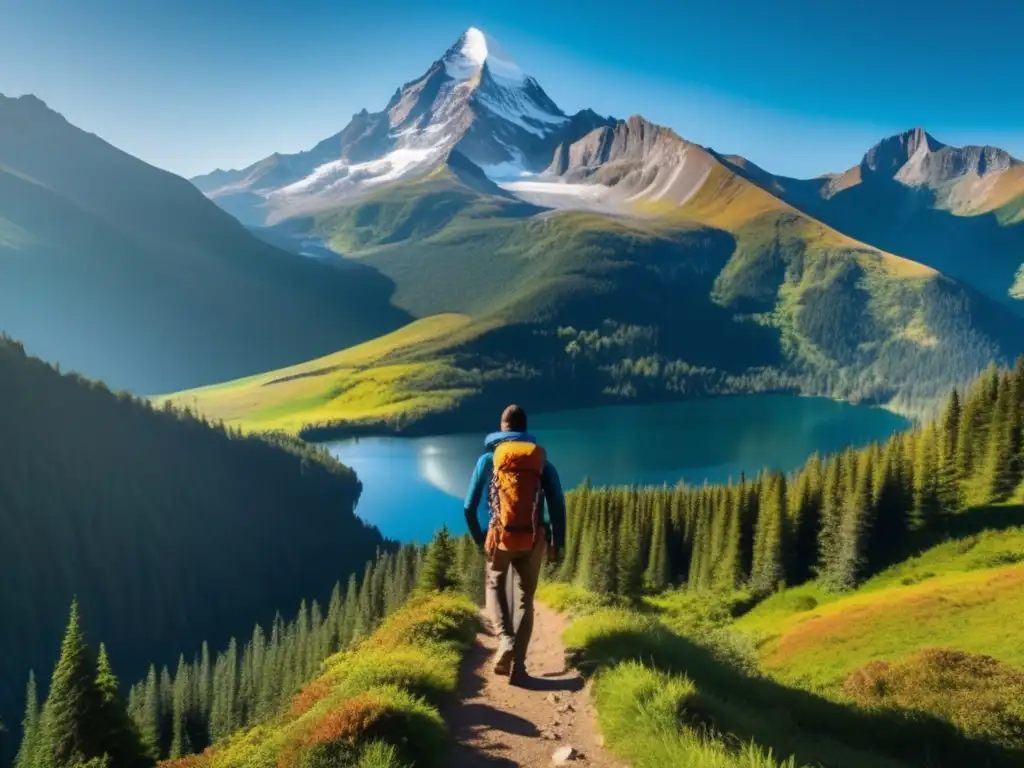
[464,404,566,684]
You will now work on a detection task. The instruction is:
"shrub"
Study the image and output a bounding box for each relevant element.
[785,595,819,613]
[321,645,460,705]
[290,681,333,718]
[844,648,1024,749]
[361,593,478,653]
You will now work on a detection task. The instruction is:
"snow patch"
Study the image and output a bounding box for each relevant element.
[278,144,445,196]
[503,180,608,199]
[476,88,567,138]
[445,28,526,86]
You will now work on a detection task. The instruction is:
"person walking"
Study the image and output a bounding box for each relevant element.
[464,404,566,684]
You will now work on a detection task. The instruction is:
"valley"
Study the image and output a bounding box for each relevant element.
[3,14,1024,768]
[163,31,1024,437]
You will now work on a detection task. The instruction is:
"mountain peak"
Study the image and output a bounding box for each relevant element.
[862,127,943,175]
[444,27,526,85]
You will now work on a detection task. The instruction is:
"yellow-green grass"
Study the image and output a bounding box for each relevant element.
[750,566,1024,692]
[592,661,802,768]
[161,591,478,768]
[738,523,1024,637]
[156,314,484,434]
[675,161,935,280]
[562,609,930,768]
[735,523,1024,698]
[546,524,1024,765]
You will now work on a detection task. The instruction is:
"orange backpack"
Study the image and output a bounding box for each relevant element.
[486,440,547,554]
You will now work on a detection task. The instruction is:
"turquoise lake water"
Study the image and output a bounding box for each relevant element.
[325,395,909,543]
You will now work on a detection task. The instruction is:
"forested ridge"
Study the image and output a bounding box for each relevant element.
[0,337,387,763]
[554,359,1024,598]
[13,529,484,767]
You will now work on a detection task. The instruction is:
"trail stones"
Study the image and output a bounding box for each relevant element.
[552,745,579,763]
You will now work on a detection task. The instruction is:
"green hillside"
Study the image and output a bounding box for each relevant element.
[0,336,388,762]
[718,148,1024,314]
[528,357,1024,765]
[169,157,1024,437]
[156,591,479,768]
[0,94,408,394]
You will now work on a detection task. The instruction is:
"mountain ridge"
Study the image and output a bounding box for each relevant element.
[0,91,409,393]
[186,29,1023,320]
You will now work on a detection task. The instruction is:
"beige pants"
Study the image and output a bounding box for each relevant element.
[485,538,547,665]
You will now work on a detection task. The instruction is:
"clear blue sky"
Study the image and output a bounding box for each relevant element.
[2,0,1022,179]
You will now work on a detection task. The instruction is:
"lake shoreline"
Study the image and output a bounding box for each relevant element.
[321,394,912,543]
[300,388,914,446]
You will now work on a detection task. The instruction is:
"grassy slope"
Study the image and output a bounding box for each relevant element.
[724,153,1024,313]
[543,520,1024,768]
[163,591,478,768]
[736,521,1024,690]
[171,157,1024,435]
[160,314,489,434]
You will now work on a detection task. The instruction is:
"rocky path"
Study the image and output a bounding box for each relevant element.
[445,602,623,767]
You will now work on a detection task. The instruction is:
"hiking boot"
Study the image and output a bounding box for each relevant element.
[508,664,530,687]
[493,636,515,676]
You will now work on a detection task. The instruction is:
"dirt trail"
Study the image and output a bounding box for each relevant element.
[445,602,624,767]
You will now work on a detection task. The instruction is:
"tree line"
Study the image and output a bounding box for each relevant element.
[14,529,485,767]
[555,359,1024,598]
[0,337,385,764]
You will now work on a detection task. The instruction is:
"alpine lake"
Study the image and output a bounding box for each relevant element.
[324,395,910,544]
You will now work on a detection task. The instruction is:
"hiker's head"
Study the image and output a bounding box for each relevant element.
[501,404,527,433]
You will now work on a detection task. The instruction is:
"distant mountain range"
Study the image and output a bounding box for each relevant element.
[3,28,1024,423]
[192,28,1024,317]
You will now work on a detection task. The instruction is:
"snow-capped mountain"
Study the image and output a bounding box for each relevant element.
[193,28,610,225]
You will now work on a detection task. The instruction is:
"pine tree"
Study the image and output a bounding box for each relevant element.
[197,642,212,730]
[352,562,375,640]
[938,389,965,513]
[823,462,872,591]
[15,671,40,768]
[911,426,941,529]
[169,657,191,759]
[643,496,670,593]
[295,601,310,683]
[788,462,821,584]
[984,378,1018,501]
[310,600,326,675]
[339,574,359,647]
[713,488,742,592]
[36,600,105,768]
[417,525,460,593]
[94,644,152,767]
[816,456,845,580]
[326,582,344,654]
[615,506,644,601]
[157,666,173,758]
[751,474,786,595]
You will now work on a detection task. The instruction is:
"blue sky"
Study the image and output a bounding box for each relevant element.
[2,0,1021,179]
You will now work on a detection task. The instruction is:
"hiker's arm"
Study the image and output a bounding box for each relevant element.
[463,453,492,548]
[542,461,566,552]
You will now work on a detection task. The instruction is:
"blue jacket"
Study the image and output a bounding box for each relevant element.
[463,430,567,551]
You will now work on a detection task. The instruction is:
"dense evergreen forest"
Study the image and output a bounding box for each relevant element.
[554,359,1024,598]
[13,530,484,767]
[0,338,387,764]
